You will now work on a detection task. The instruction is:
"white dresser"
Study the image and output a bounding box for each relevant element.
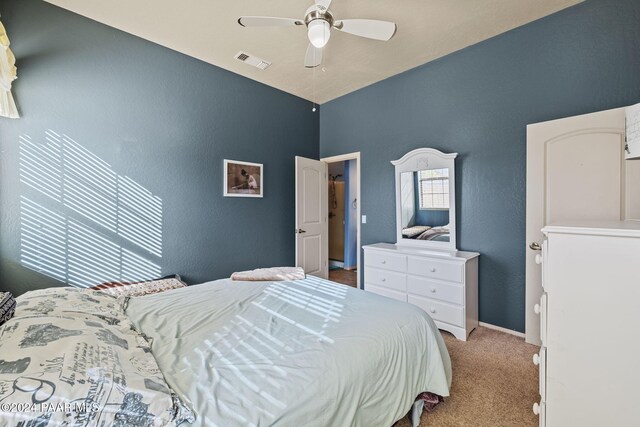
[533,221,640,427]
[363,243,479,341]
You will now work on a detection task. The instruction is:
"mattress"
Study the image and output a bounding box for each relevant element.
[126,276,452,426]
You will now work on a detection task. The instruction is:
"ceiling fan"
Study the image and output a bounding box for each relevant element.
[238,0,397,68]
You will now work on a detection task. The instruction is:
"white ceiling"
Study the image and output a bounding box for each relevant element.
[44,0,582,104]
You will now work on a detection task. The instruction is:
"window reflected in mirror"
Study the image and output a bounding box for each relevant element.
[400,169,450,242]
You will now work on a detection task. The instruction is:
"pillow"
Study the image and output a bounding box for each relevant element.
[13,287,125,326]
[90,274,187,297]
[0,292,16,325]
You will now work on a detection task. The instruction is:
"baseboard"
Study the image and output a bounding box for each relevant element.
[478,322,525,338]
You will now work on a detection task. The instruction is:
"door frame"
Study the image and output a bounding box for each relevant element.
[321,152,361,289]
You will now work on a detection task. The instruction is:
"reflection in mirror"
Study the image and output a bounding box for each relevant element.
[400,168,450,242]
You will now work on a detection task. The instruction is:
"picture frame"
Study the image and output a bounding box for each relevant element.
[223,159,263,198]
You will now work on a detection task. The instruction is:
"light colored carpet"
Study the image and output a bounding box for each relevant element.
[396,326,540,427]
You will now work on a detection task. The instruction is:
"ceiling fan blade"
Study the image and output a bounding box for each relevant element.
[334,19,397,41]
[304,43,323,68]
[238,16,304,27]
[315,0,332,11]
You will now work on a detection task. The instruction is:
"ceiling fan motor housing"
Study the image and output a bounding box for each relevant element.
[304,5,334,28]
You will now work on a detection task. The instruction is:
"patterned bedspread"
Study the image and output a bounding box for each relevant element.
[0,287,193,426]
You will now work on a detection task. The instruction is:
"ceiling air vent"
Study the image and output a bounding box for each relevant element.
[235,51,271,70]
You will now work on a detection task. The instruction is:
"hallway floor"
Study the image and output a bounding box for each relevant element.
[328,268,357,288]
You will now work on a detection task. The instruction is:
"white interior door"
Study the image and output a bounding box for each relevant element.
[295,156,328,279]
[525,107,629,344]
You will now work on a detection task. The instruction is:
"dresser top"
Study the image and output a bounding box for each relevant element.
[543,220,640,238]
[363,242,479,260]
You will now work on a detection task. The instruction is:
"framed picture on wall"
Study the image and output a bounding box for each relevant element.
[224,159,263,198]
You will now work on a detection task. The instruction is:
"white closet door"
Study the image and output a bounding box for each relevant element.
[525,107,626,344]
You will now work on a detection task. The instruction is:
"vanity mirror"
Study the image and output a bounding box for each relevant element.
[391,148,457,250]
[363,147,477,340]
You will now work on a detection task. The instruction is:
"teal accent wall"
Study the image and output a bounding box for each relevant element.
[319,0,640,332]
[0,0,319,295]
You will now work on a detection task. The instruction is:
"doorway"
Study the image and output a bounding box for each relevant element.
[322,153,360,289]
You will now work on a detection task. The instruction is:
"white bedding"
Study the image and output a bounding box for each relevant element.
[126,276,452,426]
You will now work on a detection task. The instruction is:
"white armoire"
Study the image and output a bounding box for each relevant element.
[533,220,640,427]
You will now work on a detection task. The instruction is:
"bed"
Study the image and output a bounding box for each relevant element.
[0,287,194,426]
[0,276,452,426]
[402,226,450,242]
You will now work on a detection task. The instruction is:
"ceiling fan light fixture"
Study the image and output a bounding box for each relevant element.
[308,19,330,48]
[238,1,397,68]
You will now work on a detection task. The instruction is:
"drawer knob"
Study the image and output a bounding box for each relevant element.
[381,260,386,264]
[381,278,386,282]
[430,267,436,272]
[533,402,540,416]
[533,353,540,366]
[430,308,436,314]
[534,304,541,315]
[430,288,436,293]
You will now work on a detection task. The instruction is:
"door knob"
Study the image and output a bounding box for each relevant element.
[533,402,540,416]
[529,242,542,251]
[295,229,306,234]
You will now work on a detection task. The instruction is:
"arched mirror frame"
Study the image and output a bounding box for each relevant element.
[391,148,458,251]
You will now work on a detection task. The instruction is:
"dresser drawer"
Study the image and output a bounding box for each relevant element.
[365,250,406,272]
[407,275,464,305]
[535,347,547,402]
[365,283,407,302]
[364,267,406,292]
[408,294,464,327]
[407,256,463,283]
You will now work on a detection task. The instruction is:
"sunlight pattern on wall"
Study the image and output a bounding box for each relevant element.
[19,197,66,282]
[18,130,162,287]
[67,219,121,287]
[62,134,118,232]
[121,249,162,282]
[19,133,63,202]
[118,176,162,256]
